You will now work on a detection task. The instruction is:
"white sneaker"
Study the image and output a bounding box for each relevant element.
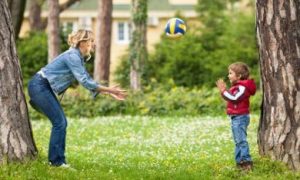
[59,163,70,168]
[59,163,76,171]
[50,163,76,171]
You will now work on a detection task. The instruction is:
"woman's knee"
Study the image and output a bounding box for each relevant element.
[52,117,67,130]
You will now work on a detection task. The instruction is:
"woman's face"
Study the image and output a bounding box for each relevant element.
[228,69,240,84]
[79,39,95,56]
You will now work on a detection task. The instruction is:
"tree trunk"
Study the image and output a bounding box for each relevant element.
[47,0,60,62]
[0,0,37,163]
[129,0,148,91]
[256,0,300,170]
[94,0,112,85]
[6,0,26,39]
[29,0,80,31]
[29,0,45,31]
[59,0,80,13]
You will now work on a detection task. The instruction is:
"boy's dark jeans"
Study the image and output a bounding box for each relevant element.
[28,73,67,166]
[230,115,252,164]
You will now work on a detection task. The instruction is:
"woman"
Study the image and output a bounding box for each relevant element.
[28,29,126,167]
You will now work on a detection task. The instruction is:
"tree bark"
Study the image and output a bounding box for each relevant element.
[7,0,27,39]
[129,0,148,91]
[59,0,80,13]
[47,0,60,62]
[29,0,45,31]
[94,0,112,85]
[0,0,37,163]
[256,0,300,170]
[29,0,80,31]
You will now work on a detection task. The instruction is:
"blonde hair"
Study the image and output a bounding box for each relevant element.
[68,29,94,48]
[228,62,250,80]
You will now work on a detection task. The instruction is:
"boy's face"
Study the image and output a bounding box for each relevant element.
[228,69,240,84]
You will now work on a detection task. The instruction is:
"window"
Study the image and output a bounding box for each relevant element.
[117,22,131,44]
[62,21,78,34]
[78,16,92,30]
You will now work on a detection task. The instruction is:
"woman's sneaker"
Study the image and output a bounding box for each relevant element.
[59,163,70,168]
[50,163,76,171]
[58,163,76,171]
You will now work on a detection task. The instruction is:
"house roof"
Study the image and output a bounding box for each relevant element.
[60,0,196,11]
[24,0,197,18]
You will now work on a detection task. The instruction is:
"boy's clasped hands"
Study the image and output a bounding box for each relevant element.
[216,79,226,92]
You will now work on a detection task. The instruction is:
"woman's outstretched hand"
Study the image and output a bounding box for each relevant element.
[99,85,127,101]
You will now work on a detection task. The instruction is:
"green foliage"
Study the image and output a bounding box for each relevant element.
[113,53,131,88]
[145,33,210,87]
[151,11,258,87]
[17,31,48,86]
[1,116,300,179]
[115,4,258,88]
[132,0,148,24]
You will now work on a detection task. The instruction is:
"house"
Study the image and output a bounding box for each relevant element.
[21,0,198,80]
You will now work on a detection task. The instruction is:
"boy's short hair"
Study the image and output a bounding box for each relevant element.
[228,62,250,80]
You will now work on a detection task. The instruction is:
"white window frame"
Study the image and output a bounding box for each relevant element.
[78,16,92,30]
[116,21,131,44]
[62,21,78,33]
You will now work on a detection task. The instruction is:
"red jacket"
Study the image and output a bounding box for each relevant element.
[221,79,256,115]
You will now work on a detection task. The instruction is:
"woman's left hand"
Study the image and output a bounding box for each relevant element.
[100,85,127,101]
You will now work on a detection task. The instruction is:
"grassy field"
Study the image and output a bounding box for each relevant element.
[1,115,299,179]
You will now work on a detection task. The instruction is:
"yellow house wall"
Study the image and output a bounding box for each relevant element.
[19,20,30,37]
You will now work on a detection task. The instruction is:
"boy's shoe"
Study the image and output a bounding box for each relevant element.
[242,161,253,171]
[236,160,245,169]
[236,162,243,169]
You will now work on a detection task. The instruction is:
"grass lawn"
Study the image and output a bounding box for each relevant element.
[0,115,299,179]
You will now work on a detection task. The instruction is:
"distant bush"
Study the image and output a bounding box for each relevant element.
[17,31,48,86]
[27,83,261,119]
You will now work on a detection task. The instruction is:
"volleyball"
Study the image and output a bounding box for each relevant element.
[164,18,186,38]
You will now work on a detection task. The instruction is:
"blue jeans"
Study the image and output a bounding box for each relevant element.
[230,115,252,163]
[28,74,67,166]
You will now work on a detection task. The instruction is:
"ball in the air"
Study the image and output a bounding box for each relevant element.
[165,18,186,38]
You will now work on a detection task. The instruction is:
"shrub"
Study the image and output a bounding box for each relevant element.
[27,83,262,119]
[114,12,258,88]
[17,31,48,86]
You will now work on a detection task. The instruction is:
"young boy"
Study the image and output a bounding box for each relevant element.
[216,62,256,171]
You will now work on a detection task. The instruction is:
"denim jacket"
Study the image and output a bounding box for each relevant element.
[41,47,100,98]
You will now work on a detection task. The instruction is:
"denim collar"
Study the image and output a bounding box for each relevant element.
[69,47,84,61]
